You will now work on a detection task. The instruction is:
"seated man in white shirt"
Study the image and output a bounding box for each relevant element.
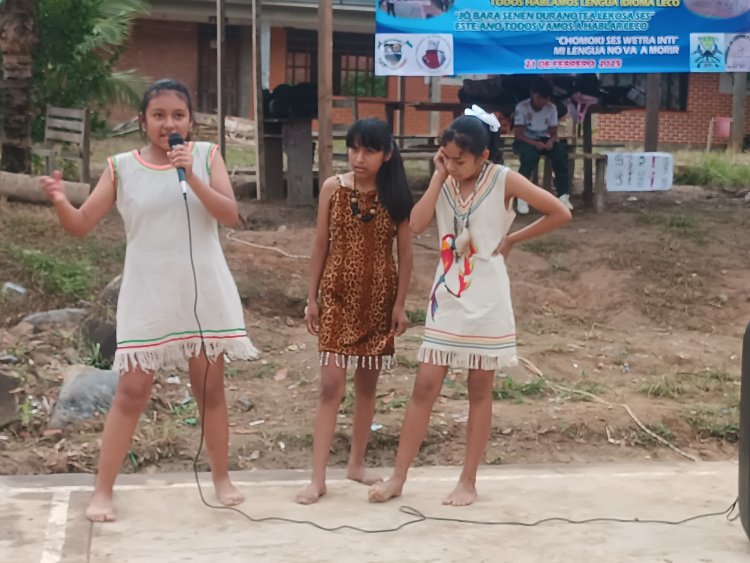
[513,77,573,214]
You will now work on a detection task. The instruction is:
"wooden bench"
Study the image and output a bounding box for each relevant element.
[32,106,90,183]
[530,152,607,212]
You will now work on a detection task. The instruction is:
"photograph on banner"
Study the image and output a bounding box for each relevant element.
[375,33,454,76]
[725,33,750,71]
[379,0,455,20]
[690,33,726,72]
[684,0,750,19]
[375,0,750,75]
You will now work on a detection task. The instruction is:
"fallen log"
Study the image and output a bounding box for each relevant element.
[0,171,90,206]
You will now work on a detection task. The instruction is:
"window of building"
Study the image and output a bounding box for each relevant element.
[599,73,689,111]
[285,29,387,97]
[286,31,316,85]
[286,51,313,84]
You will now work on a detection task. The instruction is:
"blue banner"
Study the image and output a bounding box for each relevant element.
[374,1,750,75]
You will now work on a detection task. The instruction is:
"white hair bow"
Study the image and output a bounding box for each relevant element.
[464,104,501,133]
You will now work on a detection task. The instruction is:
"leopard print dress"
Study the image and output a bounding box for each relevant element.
[317,175,398,370]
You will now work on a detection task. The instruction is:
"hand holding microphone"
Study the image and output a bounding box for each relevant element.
[167,133,193,195]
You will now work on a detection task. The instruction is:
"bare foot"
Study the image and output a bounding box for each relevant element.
[213,476,245,507]
[346,465,383,486]
[368,478,403,503]
[86,492,116,523]
[442,480,477,506]
[295,482,327,505]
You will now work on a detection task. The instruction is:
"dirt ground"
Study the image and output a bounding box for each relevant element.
[0,183,747,477]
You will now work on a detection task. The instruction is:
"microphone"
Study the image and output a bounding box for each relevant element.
[168,132,188,196]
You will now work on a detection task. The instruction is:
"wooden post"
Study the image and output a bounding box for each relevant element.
[216,0,226,157]
[740,321,750,541]
[730,72,747,153]
[81,109,91,183]
[251,0,267,200]
[283,120,314,205]
[397,76,406,148]
[593,156,606,213]
[238,28,252,119]
[582,112,593,207]
[317,0,333,185]
[428,76,441,137]
[644,73,661,152]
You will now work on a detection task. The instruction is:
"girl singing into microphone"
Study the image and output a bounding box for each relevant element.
[41,79,257,522]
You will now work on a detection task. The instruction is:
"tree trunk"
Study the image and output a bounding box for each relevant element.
[0,0,36,174]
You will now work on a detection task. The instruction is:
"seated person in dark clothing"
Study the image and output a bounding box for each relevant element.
[513,77,572,214]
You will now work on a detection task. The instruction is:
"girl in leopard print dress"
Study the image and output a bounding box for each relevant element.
[296,119,414,504]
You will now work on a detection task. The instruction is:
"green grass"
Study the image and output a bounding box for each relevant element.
[635,212,707,243]
[493,377,546,402]
[641,371,739,399]
[406,309,426,326]
[641,375,684,400]
[675,153,750,191]
[635,422,677,446]
[396,354,419,370]
[685,407,739,442]
[558,380,605,402]
[90,131,257,174]
[225,144,256,169]
[170,400,198,418]
[253,361,279,379]
[6,245,91,299]
[85,342,112,370]
[379,397,407,412]
[645,423,676,442]
[521,237,571,256]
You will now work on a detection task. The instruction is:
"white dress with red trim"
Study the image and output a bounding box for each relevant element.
[108,141,258,373]
[418,163,518,371]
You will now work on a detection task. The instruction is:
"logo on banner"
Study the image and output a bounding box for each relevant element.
[690,34,725,70]
[377,38,410,70]
[726,34,750,72]
[416,35,452,73]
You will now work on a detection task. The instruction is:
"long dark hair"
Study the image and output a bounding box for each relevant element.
[138,79,194,139]
[346,118,413,224]
[440,114,501,162]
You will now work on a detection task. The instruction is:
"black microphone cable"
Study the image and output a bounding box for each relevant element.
[179,177,741,535]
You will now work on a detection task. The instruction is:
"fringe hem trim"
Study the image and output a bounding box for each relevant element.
[319,352,395,370]
[113,337,259,374]
[417,346,517,370]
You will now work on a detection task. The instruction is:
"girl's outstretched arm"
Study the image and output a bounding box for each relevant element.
[41,170,115,237]
[173,147,240,227]
[391,219,413,336]
[409,148,449,234]
[497,170,572,257]
[305,176,337,335]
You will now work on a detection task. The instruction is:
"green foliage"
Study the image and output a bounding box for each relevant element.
[675,154,750,191]
[406,309,426,325]
[340,71,387,98]
[86,342,113,369]
[493,377,546,402]
[32,0,150,139]
[6,244,91,299]
[686,408,739,442]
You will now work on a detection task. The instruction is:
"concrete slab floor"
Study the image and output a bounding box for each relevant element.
[1,461,748,563]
